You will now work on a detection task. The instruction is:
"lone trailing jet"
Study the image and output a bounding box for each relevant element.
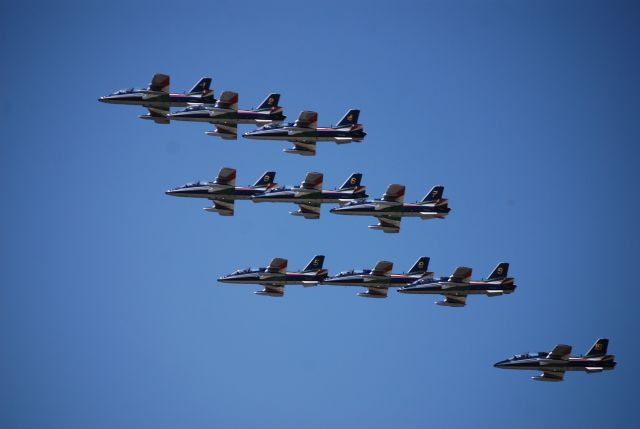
[99,73,214,124]
[330,184,450,233]
[168,91,285,139]
[165,167,276,216]
[397,263,515,307]
[218,256,328,297]
[242,109,366,156]
[323,257,432,298]
[252,172,367,219]
[494,339,616,382]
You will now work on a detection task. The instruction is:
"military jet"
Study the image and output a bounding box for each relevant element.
[168,91,285,139]
[218,256,328,297]
[165,167,276,216]
[329,184,450,233]
[98,73,214,124]
[242,109,366,156]
[494,339,616,382]
[323,257,432,298]
[252,172,367,219]
[397,263,515,307]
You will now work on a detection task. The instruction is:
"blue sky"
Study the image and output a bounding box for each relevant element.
[2,1,639,427]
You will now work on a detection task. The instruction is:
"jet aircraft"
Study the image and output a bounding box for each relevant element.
[494,339,616,382]
[165,167,276,216]
[323,257,432,298]
[397,263,515,307]
[329,184,450,233]
[168,91,285,139]
[242,109,366,156]
[252,172,367,219]
[99,73,214,124]
[218,256,328,297]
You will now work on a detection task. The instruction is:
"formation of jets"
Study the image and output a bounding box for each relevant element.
[101,74,617,382]
[218,256,514,305]
[495,339,616,382]
[99,73,365,156]
[166,167,447,231]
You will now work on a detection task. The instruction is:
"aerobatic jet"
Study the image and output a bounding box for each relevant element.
[494,339,616,382]
[252,172,367,219]
[329,184,450,233]
[218,256,328,297]
[168,91,285,139]
[323,257,432,298]
[165,167,276,216]
[397,263,515,307]
[242,109,366,156]
[98,73,214,124]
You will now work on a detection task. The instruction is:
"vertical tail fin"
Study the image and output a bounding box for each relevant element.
[336,109,360,128]
[408,257,430,275]
[487,263,509,280]
[253,171,276,188]
[303,255,325,272]
[338,173,363,191]
[256,93,281,111]
[585,339,609,357]
[421,186,444,204]
[188,77,212,95]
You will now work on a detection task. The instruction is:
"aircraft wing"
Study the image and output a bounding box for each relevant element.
[448,267,472,283]
[546,344,572,360]
[206,123,238,140]
[358,286,388,298]
[203,199,235,216]
[149,73,170,93]
[140,106,170,124]
[334,137,353,144]
[291,202,321,219]
[437,294,467,307]
[532,370,565,382]
[284,141,316,156]
[255,285,285,297]
[369,215,401,233]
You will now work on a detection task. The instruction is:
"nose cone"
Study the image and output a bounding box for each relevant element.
[243,131,258,139]
[98,96,108,103]
[494,360,510,369]
[217,276,230,283]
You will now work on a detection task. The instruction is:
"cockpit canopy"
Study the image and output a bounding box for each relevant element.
[341,198,369,207]
[180,181,210,188]
[111,87,144,95]
[337,269,368,276]
[184,104,210,112]
[512,352,546,360]
[231,267,264,275]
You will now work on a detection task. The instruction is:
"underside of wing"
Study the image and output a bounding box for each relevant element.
[205,123,238,139]
[290,202,321,219]
[139,106,170,124]
[284,141,316,156]
[357,287,388,298]
[255,285,284,297]
[532,370,565,382]
[369,215,401,233]
[334,137,353,144]
[436,294,467,307]
[203,199,235,216]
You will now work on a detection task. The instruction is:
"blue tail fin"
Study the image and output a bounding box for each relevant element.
[253,171,276,188]
[304,255,325,272]
[408,257,430,275]
[421,186,444,204]
[585,339,609,357]
[256,93,280,111]
[188,77,212,95]
[336,109,360,128]
[339,173,362,190]
[487,263,509,280]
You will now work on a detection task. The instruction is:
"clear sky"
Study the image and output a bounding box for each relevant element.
[2,1,639,428]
